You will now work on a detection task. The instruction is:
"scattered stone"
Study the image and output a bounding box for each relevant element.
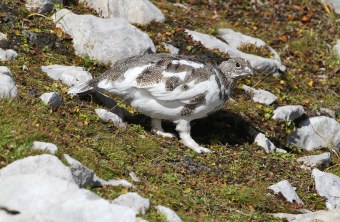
[0,32,7,42]
[319,107,336,119]
[254,132,276,153]
[64,154,134,188]
[185,29,285,75]
[297,152,331,170]
[273,209,340,222]
[156,205,183,222]
[0,66,17,99]
[39,92,62,110]
[129,171,141,182]
[41,65,93,86]
[112,192,150,215]
[93,92,127,120]
[272,105,305,121]
[136,217,149,222]
[334,39,340,58]
[324,0,340,14]
[52,9,155,65]
[0,154,75,183]
[95,108,126,128]
[31,141,58,154]
[288,116,340,151]
[163,43,180,54]
[173,3,188,9]
[268,180,304,205]
[79,0,164,24]
[312,169,340,210]
[25,0,63,14]
[0,175,136,222]
[242,85,277,105]
[0,48,17,61]
[64,154,95,188]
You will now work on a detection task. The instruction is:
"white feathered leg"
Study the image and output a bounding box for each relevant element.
[151,119,175,138]
[174,120,212,153]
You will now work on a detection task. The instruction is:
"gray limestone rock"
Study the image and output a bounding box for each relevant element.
[40,92,62,110]
[319,107,336,119]
[297,152,331,170]
[163,43,180,54]
[0,48,17,61]
[242,85,277,105]
[95,108,126,128]
[63,154,133,188]
[268,180,304,205]
[41,65,93,86]
[0,67,17,99]
[79,0,165,24]
[312,169,340,210]
[129,171,141,182]
[288,116,340,151]
[52,9,155,65]
[156,205,183,222]
[185,29,285,76]
[0,174,136,222]
[272,105,305,121]
[25,0,63,13]
[112,192,150,215]
[273,209,340,222]
[0,154,75,183]
[31,141,58,154]
[0,32,7,42]
[254,132,287,153]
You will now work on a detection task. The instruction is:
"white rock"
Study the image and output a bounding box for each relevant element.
[254,133,277,153]
[163,43,180,54]
[312,169,340,210]
[0,154,75,183]
[156,205,183,222]
[95,108,126,128]
[97,178,134,188]
[0,32,7,42]
[324,0,340,14]
[218,29,284,71]
[31,141,58,154]
[297,152,331,170]
[64,154,95,188]
[25,0,63,13]
[0,174,136,222]
[112,192,150,215]
[334,40,340,58]
[0,48,17,61]
[79,0,164,24]
[273,209,340,222]
[268,180,304,205]
[136,218,149,222]
[0,67,17,99]
[129,171,141,182]
[40,92,62,110]
[272,105,305,121]
[185,29,285,75]
[242,85,277,105]
[52,9,155,65]
[41,65,93,86]
[288,116,340,151]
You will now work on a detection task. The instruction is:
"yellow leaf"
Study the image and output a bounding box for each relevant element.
[308,80,314,87]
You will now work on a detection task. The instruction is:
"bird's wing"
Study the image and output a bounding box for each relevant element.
[134,59,218,104]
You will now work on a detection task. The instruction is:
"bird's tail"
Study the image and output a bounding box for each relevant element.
[68,81,94,95]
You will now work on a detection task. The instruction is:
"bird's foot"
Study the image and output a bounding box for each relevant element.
[153,130,176,138]
[191,146,212,153]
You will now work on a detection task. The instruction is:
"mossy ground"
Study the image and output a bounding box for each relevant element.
[0,0,339,221]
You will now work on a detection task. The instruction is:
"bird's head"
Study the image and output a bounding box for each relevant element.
[218,58,253,80]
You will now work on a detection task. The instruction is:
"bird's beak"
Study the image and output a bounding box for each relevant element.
[245,67,253,76]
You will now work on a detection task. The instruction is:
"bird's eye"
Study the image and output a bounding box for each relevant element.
[235,62,241,68]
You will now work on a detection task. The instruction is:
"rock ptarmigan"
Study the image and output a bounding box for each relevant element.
[69,53,253,153]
